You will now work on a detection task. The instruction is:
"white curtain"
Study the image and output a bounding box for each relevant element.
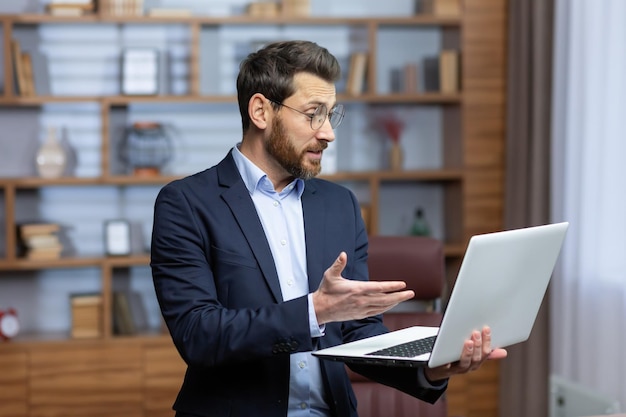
[551,0,626,410]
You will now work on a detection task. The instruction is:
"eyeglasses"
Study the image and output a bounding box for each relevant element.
[269,99,345,130]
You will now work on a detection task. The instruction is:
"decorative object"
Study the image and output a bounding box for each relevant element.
[36,126,67,178]
[119,121,174,176]
[121,48,159,95]
[409,207,431,236]
[0,308,20,340]
[59,126,78,176]
[379,114,405,171]
[104,219,131,256]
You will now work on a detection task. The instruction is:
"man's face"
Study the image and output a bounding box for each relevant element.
[265,72,336,181]
[265,115,326,180]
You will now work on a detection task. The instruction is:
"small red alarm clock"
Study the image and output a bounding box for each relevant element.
[0,308,20,340]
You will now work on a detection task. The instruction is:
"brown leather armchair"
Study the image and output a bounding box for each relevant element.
[348,235,448,417]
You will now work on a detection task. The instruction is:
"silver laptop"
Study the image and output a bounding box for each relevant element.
[313,222,569,368]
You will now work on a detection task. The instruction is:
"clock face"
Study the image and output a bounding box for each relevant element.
[0,314,19,338]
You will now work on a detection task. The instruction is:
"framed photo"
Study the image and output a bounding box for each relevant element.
[121,48,159,95]
[104,219,131,256]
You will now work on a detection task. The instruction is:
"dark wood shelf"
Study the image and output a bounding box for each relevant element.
[0,254,149,270]
[0,170,462,188]
[0,93,461,106]
[4,13,461,27]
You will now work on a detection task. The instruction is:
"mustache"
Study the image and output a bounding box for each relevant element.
[307,141,328,153]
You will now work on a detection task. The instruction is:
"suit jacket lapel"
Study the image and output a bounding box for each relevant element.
[302,181,326,293]
[217,152,284,303]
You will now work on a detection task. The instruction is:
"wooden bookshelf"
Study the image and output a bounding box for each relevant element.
[0,1,507,415]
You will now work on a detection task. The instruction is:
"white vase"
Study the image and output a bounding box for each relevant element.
[36,127,67,178]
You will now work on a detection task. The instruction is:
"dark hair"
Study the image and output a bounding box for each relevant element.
[236,40,341,132]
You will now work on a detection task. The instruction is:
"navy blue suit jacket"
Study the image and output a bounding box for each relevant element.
[151,151,445,416]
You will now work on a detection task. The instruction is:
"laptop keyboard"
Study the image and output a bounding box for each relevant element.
[365,335,437,358]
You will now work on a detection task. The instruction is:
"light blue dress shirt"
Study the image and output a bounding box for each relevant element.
[232,145,331,416]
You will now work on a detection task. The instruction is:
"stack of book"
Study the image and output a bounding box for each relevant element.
[18,223,64,260]
[46,1,95,16]
[246,2,280,17]
[70,293,103,339]
[101,0,144,16]
[282,0,310,16]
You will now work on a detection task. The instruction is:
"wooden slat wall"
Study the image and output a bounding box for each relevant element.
[463,0,508,238]
[447,0,508,416]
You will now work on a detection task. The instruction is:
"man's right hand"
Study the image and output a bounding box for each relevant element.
[312,251,415,325]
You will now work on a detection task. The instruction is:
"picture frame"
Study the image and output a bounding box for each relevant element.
[121,48,159,96]
[104,219,131,256]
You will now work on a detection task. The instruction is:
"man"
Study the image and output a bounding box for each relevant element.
[151,40,506,417]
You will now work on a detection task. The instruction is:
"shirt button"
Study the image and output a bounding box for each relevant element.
[287,279,293,286]
[300,403,307,410]
[298,361,306,369]
[280,239,287,246]
[273,201,279,207]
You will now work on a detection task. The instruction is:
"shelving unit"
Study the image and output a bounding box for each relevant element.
[0,1,507,416]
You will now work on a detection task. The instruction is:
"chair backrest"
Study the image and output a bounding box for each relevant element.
[368,235,445,304]
[348,235,448,417]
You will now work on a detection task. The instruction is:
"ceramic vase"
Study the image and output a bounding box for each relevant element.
[36,127,67,178]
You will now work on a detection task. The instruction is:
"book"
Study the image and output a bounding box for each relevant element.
[439,49,459,93]
[103,0,143,16]
[48,7,85,16]
[390,67,403,93]
[11,39,27,96]
[247,2,280,17]
[46,1,95,16]
[346,52,368,96]
[147,8,192,17]
[422,56,440,92]
[21,53,35,97]
[403,62,419,93]
[26,245,63,260]
[23,234,61,250]
[113,291,136,335]
[19,223,61,239]
[282,0,310,16]
[421,0,460,16]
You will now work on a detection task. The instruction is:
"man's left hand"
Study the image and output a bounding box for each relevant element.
[424,326,508,383]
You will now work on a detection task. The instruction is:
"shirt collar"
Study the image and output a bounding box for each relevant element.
[232,144,305,198]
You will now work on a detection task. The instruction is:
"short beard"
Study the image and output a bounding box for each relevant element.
[266,116,326,180]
